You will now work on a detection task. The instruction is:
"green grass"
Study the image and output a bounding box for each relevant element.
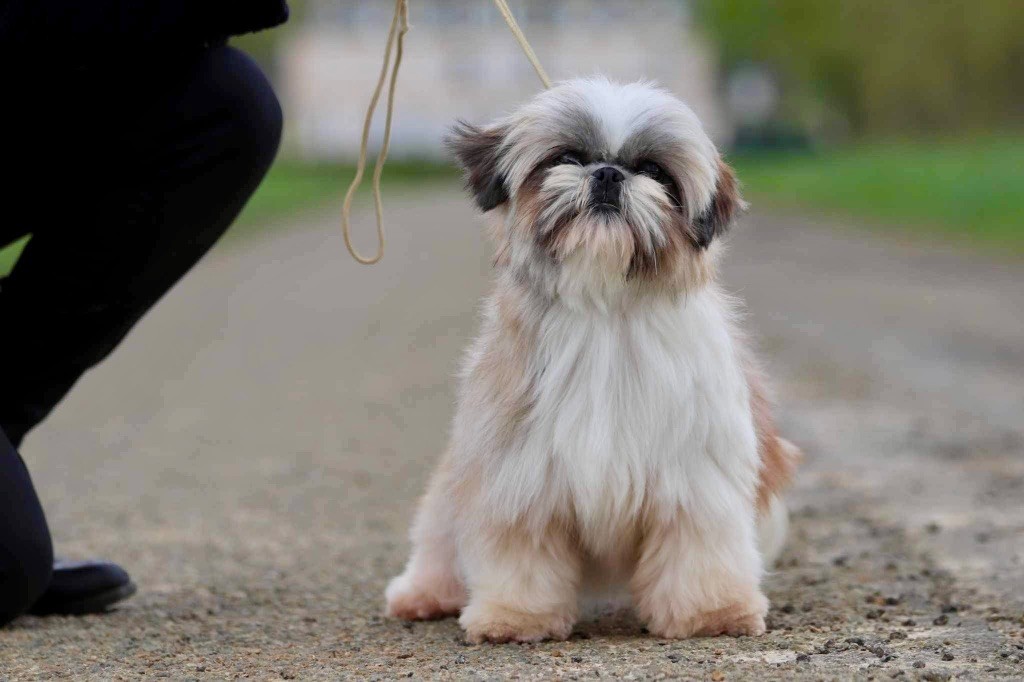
[731,135,1024,253]
[0,159,457,277]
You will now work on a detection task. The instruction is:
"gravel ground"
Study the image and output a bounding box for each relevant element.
[1,188,1022,680]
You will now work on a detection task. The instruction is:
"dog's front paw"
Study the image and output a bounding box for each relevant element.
[385,573,465,621]
[459,602,575,644]
[646,592,769,639]
[690,608,766,638]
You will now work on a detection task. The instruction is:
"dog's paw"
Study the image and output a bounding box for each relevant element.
[690,609,766,638]
[384,574,465,621]
[459,603,574,644]
[646,593,769,639]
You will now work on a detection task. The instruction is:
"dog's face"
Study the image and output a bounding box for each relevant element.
[449,78,744,295]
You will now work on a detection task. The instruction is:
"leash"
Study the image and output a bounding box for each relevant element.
[340,0,552,265]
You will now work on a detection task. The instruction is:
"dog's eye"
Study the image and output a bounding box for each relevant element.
[637,160,667,179]
[555,152,583,167]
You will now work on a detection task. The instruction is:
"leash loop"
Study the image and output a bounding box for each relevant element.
[341,0,550,264]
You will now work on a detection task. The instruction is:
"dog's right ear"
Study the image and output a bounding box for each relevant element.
[446,121,509,212]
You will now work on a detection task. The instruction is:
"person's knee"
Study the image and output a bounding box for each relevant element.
[205,46,284,176]
[0,536,53,626]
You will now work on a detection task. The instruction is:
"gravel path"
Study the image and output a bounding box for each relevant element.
[2,188,1022,680]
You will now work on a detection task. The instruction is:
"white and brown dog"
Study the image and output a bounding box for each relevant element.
[385,77,801,643]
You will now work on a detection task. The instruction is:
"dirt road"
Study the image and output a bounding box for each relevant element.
[2,188,1022,679]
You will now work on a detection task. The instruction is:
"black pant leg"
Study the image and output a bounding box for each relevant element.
[0,425,54,626]
[0,45,282,447]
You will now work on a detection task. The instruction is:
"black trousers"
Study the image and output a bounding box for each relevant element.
[0,45,283,626]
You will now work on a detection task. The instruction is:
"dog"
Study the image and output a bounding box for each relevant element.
[385,77,801,643]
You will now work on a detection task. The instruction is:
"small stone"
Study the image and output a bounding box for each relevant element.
[913,661,926,668]
[933,614,949,626]
[902,619,916,626]
[941,652,954,661]
[571,656,583,663]
[710,671,725,681]
[781,604,796,614]
[396,653,413,659]
[796,654,811,663]
[889,631,907,640]
[666,654,679,662]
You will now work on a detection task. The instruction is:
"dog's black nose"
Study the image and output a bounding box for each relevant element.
[591,166,624,207]
[592,166,624,184]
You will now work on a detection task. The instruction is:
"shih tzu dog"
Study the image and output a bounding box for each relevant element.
[385,77,801,643]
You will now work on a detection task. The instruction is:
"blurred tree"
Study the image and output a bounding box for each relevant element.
[697,0,1024,138]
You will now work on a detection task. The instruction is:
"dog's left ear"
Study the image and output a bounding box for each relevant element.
[692,159,747,249]
[446,121,509,212]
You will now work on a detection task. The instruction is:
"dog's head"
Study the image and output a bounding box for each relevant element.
[449,78,745,297]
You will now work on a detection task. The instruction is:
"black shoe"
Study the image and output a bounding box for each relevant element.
[28,559,136,616]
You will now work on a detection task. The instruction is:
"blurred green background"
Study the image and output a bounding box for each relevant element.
[2,0,1021,277]
[703,0,1023,251]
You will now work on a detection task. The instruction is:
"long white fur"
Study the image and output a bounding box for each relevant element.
[386,77,786,642]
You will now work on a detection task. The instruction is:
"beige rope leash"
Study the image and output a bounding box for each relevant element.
[340,0,551,264]
[491,0,553,89]
[340,0,409,265]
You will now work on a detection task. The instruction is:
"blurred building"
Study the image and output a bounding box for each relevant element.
[280,0,726,160]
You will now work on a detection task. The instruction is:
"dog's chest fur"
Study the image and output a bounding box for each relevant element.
[469,286,759,559]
